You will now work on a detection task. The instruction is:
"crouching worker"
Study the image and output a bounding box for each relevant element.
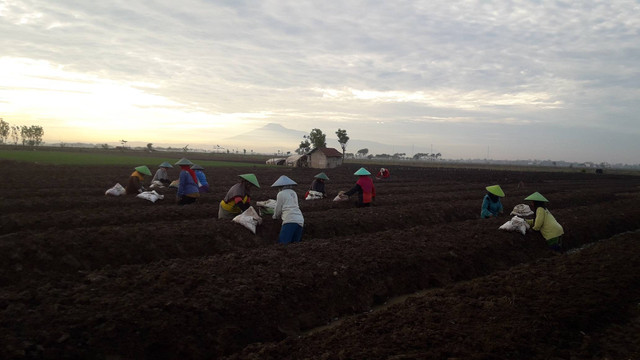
[191,164,210,193]
[272,175,304,244]
[126,165,152,194]
[175,158,200,205]
[376,167,390,179]
[152,162,173,186]
[306,172,329,198]
[218,174,260,219]
[481,185,505,218]
[524,192,564,252]
[344,167,376,207]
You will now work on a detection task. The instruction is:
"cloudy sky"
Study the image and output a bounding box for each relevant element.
[1,0,639,163]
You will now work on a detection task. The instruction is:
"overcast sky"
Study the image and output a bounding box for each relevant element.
[1,0,639,163]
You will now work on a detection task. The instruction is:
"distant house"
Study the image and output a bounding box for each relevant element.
[266,157,286,165]
[286,154,308,167]
[307,147,343,169]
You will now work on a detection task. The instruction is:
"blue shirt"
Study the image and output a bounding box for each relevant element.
[178,170,199,197]
[195,170,208,186]
[481,194,503,218]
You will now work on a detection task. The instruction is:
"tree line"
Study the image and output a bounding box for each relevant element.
[293,128,443,161]
[0,118,45,146]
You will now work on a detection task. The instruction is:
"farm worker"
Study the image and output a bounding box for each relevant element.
[376,167,390,179]
[126,165,152,195]
[175,158,200,205]
[271,175,304,244]
[481,185,505,218]
[190,164,210,193]
[152,161,173,186]
[307,172,329,198]
[524,192,565,251]
[344,167,376,207]
[218,174,260,219]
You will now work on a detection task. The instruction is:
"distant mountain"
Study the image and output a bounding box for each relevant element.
[224,123,411,156]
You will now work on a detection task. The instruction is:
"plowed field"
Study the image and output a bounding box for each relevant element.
[1,159,639,359]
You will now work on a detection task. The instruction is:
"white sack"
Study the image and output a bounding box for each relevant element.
[232,206,263,234]
[256,199,277,209]
[149,180,165,189]
[305,190,324,200]
[136,190,165,203]
[333,191,348,202]
[510,204,534,217]
[105,183,126,196]
[499,216,530,235]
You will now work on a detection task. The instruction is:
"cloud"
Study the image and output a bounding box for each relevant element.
[1,0,639,163]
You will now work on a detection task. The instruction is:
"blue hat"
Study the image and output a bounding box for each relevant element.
[271,175,297,187]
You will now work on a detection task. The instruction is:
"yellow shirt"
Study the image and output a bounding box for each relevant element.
[527,207,564,240]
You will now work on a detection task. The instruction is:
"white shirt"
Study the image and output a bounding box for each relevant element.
[273,188,304,226]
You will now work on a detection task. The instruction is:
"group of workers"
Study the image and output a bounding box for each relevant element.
[125,158,209,204]
[125,160,562,250]
[481,184,565,252]
[216,167,376,244]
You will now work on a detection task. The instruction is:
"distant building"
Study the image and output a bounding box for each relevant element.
[266,157,286,165]
[286,154,308,167]
[307,147,343,169]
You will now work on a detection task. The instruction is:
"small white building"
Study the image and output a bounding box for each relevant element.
[307,147,343,169]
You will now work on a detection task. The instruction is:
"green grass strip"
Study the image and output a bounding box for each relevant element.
[0,150,264,167]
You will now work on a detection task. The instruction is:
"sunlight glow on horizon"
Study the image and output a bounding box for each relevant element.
[0,57,268,143]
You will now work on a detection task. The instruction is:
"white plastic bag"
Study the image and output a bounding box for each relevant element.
[510,204,534,217]
[105,183,126,196]
[256,199,277,209]
[149,180,165,189]
[305,190,324,200]
[232,206,263,234]
[499,216,530,235]
[333,191,348,202]
[136,190,165,203]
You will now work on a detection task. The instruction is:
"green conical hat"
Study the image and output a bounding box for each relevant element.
[271,175,297,187]
[159,161,173,168]
[174,158,193,166]
[354,167,371,176]
[314,172,329,180]
[135,165,152,176]
[486,185,505,197]
[190,164,204,170]
[524,192,549,202]
[239,173,260,188]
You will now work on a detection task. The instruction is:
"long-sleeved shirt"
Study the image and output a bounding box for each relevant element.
[481,194,503,218]
[195,170,208,186]
[310,178,326,195]
[152,168,169,183]
[527,207,564,240]
[126,171,144,195]
[177,170,199,198]
[273,188,304,226]
[345,176,375,205]
[220,183,250,213]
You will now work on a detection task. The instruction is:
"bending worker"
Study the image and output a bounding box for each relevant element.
[344,167,376,207]
[481,185,505,218]
[175,158,200,205]
[191,164,210,193]
[524,192,565,251]
[272,175,304,244]
[152,162,173,186]
[308,172,329,198]
[126,165,152,195]
[218,174,260,219]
